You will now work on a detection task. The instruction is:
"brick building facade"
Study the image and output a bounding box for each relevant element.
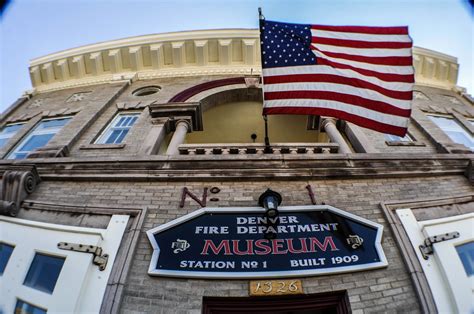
[0,29,473,313]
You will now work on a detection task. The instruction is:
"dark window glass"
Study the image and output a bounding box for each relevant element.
[456,241,474,276]
[0,243,14,275]
[23,254,65,294]
[15,300,47,314]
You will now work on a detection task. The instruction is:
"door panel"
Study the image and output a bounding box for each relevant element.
[0,214,128,313]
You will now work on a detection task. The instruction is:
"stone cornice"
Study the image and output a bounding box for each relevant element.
[412,47,459,90]
[0,154,471,182]
[27,29,461,94]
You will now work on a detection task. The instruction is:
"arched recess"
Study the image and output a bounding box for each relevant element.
[169,78,328,144]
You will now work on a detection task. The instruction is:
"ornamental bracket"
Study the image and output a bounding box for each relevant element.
[57,242,109,271]
[419,231,460,260]
[0,165,41,216]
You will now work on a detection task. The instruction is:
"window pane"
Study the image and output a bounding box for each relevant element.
[96,113,139,144]
[19,134,54,152]
[15,300,47,314]
[428,115,474,150]
[456,241,474,276]
[115,129,129,143]
[0,124,25,149]
[105,130,124,144]
[1,124,23,134]
[115,116,128,127]
[39,118,70,129]
[385,133,412,142]
[23,254,65,294]
[0,243,14,275]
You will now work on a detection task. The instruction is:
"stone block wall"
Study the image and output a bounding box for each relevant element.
[22,174,472,313]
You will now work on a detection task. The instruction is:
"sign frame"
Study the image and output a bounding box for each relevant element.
[146,205,388,279]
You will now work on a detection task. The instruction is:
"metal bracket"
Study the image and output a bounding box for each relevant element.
[419,232,460,260]
[57,242,109,271]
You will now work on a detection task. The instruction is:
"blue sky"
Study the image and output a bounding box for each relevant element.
[0,0,472,113]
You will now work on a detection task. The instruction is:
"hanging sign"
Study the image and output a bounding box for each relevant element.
[147,205,387,278]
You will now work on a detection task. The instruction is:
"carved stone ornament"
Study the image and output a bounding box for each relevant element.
[0,166,41,216]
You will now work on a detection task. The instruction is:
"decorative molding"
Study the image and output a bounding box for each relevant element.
[0,165,41,217]
[0,154,470,182]
[27,145,70,158]
[80,144,126,150]
[149,102,202,131]
[177,143,339,155]
[27,29,459,94]
[116,101,151,110]
[466,159,474,184]
[412,47,458,90]
[169,77,246,102]
[385,140,426,147]
[29,30,261,93]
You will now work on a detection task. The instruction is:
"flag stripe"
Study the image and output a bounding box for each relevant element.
[263,106,408,136]
[311,29,411,43]
[264,99,408,127]
[263,75,412,102]
[312,47,413,66]
[264,91,411,116]
[312,50,414,74]
[312,25,409,35]
[263,66,413,91]
[316,58,415,82]
[315,44,412,57]
[312,36,413,49]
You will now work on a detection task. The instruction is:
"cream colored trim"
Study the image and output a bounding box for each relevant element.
[28,29,459,93]
[412,47,458,90]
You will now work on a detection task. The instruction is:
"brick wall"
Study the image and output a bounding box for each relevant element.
[24,174,472,313]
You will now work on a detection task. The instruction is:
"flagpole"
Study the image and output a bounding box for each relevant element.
[258,7,272,154]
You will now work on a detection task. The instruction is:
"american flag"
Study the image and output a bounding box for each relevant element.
[260,20,414,136]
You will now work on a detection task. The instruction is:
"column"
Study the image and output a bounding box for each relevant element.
[166,120,191,155]
[322,119,352,154]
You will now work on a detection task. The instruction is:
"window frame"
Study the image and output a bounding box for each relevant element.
[6,117,71,160]
[23,252,65,294]
[427,114,474,150]
[384,132,414,142]
[94,111,140,145]
[15,298,47,314]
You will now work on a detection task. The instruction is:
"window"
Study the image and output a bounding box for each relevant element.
[23,253,65,294]
[384,133,413,142]
[428,115,474,150]
[456,241,474,276]
[95,113,139,144]
[0,243,14,275]
[15,300,47,314]
[132,86,161,96]
[7,117,71,159]
[0,123,24,149]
